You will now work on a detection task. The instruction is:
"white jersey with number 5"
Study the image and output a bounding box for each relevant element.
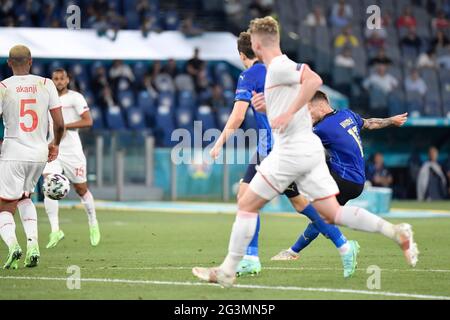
[0,75,60,162]
[48,90,88,156]
[264,55,323,153]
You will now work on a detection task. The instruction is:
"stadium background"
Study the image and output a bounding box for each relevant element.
[0,0,449,208]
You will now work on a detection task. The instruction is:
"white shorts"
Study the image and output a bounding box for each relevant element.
[43,152,87,184]
[0,160,46,200]
[249,147,339,202]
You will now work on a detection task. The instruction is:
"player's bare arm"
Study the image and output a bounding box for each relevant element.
[48,108,65,162]
[271,65,322,132]
[64,110,93,130]
[363,112,408,130]
[210,101,250,159]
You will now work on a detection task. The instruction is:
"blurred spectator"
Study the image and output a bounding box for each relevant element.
[381,10,394,27]
[437,45,450,69]
[91,65,110,99]
[400,27,422,55]
[417,146,447,201]
[208,84,227,111]
[432,9,450,31]
[186,48,206,92]
[446,156,450,197]
[0,0,15,26]
[397,6,417,29]
[109,60,135,91]
[150,60,175,93]
[303,6,326,27]
[137,0,152,20]
[180,12,204,37]
[162,59,179,78]
[39,1,58,28]
[141,14,162,38]
[405,69,427,97]
[330,0,353,28]
[334,26,359,49]
[224,0,245,34]
[431,30,450,51]
[99,86,119,110]
[408,151,422,198]
[335,48,355,68]
[366,153,393,188]
[363,64,398,94]
[248,0,272,19]
[142,74,158,100]
[368,48,393,66]
[366,28,387,54]
[417,48,438,68]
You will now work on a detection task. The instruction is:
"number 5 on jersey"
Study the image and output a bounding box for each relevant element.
[20,99,38,132]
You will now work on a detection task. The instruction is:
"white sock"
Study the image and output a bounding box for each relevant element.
[243,255,260,262]
[338,242,351,256]
[0,212,18,247]
[17,199,38,246]
[80,190,98,227]
[335,206,396,241]
[220,211,258,275]
[44,197,60,232]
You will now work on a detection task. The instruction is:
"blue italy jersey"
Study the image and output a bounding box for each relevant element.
[313,109,366,185]
[234,62,272,156]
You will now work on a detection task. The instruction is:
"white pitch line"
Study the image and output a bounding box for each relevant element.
[1,275,449,300]
[47,266,450,273]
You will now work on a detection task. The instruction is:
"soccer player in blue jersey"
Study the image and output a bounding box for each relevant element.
[251,91,408,261]
[209,32,358,278]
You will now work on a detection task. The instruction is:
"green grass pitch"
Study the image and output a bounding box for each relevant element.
[0,201,449,300]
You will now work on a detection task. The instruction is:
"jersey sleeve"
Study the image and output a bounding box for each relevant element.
[74,92,89,115]
[46,79,61,110]
[234,72,253,103]
[349,110,364,129]
[277,61,305,86]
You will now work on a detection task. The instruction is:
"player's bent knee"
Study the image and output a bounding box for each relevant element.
[74,183,88,197]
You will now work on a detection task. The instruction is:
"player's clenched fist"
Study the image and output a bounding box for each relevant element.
[48,143,59,162]
[251,91,266,113]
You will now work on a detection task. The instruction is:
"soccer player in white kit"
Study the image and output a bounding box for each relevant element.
[43,68,100,248]
[0,45,65,269]
[192,17,419,287]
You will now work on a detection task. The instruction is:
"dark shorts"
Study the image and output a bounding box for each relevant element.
[242,153,364,203]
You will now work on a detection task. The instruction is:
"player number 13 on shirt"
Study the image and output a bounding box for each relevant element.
[20,98,38,132]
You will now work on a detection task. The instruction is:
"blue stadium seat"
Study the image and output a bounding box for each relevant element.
[176,107,194,130]
[89,105,104,130]
[439,71,450,117]
[178,90,196,109]
[196,105,216,132]
[423,93,442,117]
[163,10,180,30]
[117,90,135,109]
[125,11,140,29]
[405,91,424,116]
[155,105,176,147]
[216,107,231,130]
[126,108,147,130]
[133,62,148,82]
[137,90,155,109]
[105,106,126,130]
[69,62,88,78]
[158,91,175,108]
[223,90,235,108]
[48,60,65,74]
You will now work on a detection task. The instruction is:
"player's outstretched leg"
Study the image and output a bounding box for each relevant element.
[17,198,40,267]
[237,215,262,277]
[193,184,269,287]
[0,211,22,269]
[314,198,419,267]
[75,184,100,246]
[45,196,65,248]
[272,201,359,278]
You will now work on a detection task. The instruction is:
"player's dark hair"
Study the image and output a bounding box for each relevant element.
[52,68,67,76]
[311,90,329,104]
[237,32,256,59]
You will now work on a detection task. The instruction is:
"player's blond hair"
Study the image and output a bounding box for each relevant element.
[248,16,280,46]
[8,45,32,67]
